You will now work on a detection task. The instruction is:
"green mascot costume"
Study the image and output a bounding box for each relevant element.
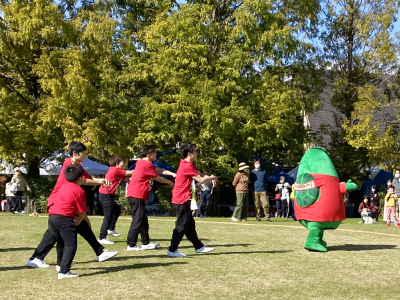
[294,147,357,252]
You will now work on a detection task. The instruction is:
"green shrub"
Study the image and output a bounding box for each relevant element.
[30,176,57,213]
[115,186,131,215]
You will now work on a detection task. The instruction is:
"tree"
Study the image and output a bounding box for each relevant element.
[0,0,139,176]
[121,0,323,180]
[316,0,400,179]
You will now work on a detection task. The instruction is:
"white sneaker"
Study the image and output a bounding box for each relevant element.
[97,249,118,262]
[56,260,75,272]
[231,217,238,221]
[358,221,364,223]
[127,245,142,251]
[107,230,121,237]
[26,258,50,268]
[167,250,186,257]
[98,238,114,245]
[14,211,19,214]
[195,246,214,253]
[21,211,26,214]
[141,243,160,250]
[58,272,79,279]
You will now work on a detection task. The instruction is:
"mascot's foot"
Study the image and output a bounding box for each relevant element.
[321,240,327,248]
[304,241,327,252]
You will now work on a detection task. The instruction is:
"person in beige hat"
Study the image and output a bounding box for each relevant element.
[11,167,30,214]
[231,162,249,221]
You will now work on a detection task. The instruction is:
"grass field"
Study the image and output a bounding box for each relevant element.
[1,214,400,300]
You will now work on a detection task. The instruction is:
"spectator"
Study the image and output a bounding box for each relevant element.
[281,183,290,218]
[250,159,270,222]
[5,176,15,213]
[368,185,380,223]
[289,183,296,220]
[231,163,249,222]
[11,167,30,214]
[384,186,399,227]
[386,179,393,193]
[274,176,285,218]
[197,172,214,218]
[358,195,376,223]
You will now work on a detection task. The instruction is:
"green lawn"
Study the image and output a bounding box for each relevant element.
[1,213,400,300]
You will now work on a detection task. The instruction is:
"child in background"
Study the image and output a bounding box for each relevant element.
[281,183,290,218]
[384,187,399,227]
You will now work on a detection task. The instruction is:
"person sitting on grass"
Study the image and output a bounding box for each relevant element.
[358,195,376,224]
[48,164,87,279]
[384,187,399,227]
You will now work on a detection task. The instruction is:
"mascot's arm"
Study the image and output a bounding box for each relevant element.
[339,179,357,193]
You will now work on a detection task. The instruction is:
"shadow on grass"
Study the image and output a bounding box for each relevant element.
[178,243,254,249]
[78,262,187,277]
[0,247,35,252]
[74,249,290,264]
[0,265,33,271]
[328,244,398,251]
[190,250,293,256]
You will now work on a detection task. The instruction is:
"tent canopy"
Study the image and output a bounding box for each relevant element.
[1,155,109,176]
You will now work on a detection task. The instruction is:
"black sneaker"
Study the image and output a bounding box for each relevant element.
[265,219,271,222]
[256,218,261,222]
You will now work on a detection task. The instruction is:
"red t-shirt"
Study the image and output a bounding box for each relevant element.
[172,159,199,204]
[99,167,126,195]
[126,160,158,201]
[48,182,87,218]
[47,158,92,209]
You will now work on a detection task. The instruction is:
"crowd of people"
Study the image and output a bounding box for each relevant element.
[230,160,296,222]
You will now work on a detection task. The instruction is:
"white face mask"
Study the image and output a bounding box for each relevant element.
[254,164,260,169]
[280,180,284,183]
[372,189,375,193]
[244,168,249,173]
[396,174,400,178]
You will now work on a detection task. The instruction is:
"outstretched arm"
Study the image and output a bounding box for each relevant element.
[156,167,176,178]
[194,174,217,185]
[154,175,174,187]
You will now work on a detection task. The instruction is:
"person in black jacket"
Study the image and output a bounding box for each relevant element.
[368,185,380,223]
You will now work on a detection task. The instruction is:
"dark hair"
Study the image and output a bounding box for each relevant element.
[388,179,392,182]
[138,145,156,158]
[363,195,368,199]
[254,159,260,163]
[179,144,196,158]
[371,185,376,189]
[109,155,124,167]
[64,164,84,182]
[68,142,87,156]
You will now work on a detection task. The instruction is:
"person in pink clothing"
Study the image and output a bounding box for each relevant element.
[384,187,399,227]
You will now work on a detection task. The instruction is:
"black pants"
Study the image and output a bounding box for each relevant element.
[6,196,15,212]
[99,194,121,239]
[49,214,77,274]
[32,218,104,261]
[281,200,288,217]
[14,191,23,212]
[168,200,203,252]
[127,197,150,247]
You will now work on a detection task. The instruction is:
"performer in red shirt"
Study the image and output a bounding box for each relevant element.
[48,164,87,279]
[27,142,118,269]
[167,144,217,257]
[126,145,175,251]
[98,155,133,244]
